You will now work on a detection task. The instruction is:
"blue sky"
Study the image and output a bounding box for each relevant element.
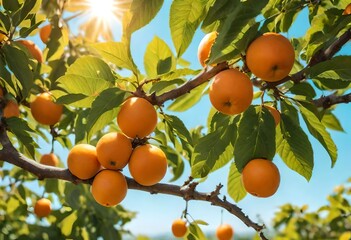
[32,1,351,237]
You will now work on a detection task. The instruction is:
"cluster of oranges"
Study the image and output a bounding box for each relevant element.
[65,97,167,207]
[0,23,51,64]
[197,31,293,198]
[171,218,234,240]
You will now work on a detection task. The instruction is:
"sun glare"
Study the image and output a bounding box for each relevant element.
[88,0,117,22]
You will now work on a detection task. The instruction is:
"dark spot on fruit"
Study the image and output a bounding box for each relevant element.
[109,161,116,166]
[224,101,232,107]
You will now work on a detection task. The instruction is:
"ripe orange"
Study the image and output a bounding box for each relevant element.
[128,144,167,186]
[67,144,101,180]
[343,3,351,15]
[34,198,51,218]
[96,132,132,170]
[117,97,158,139]
[241,158,280,198]
[216,224,234,240]
[91,169,127,207]
[30,92,63,125]
[3,100,20,118]
[246,32,295,82]
[40,153,59,167]
[198,31,217,67]
[171,219,187,238]
[209,68,253,115]
[0,32,8,42]
[17,40,43,63]
[39,24,52,43]
[264,105,280,126]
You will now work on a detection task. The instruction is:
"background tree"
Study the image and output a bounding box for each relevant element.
[0,0,351,239]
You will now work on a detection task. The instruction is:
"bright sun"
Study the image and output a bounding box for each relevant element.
[87,0,117,22]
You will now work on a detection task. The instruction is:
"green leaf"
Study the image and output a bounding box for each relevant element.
[313,78,350,90]
[86,87,126,140]
[170,0,207,56]
[297,101,337,167]
[45,21,69,62]
[12,0,37,26]
[204,0,268,64]
[187,222,206,240]
[276,114,314,181]
[306,56,351,80]
[60,211,78,236]
[74,109,89,144]
[144,36,176,78]
[0,11,11,33]
[149,79,185,94]
[164,114,193,145]
[164,114,193,158]
[289,82,316,99]
[90,42,138,75]
[191,121,235,178]
[305,9,351,60]
[159,145,184,182]
[227,162,247,202]
[159,68,200,81]
[322,111,344,132]
[208,21,260,64]
[234,106,276,172]
[57,56,114,107]
[127,0,164,34]
[3,44,33,99]
[167,82,207,112]
[1,0,21,12]
[6,118,38,158]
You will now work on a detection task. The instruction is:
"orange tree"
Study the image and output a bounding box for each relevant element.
[0,0,351,239]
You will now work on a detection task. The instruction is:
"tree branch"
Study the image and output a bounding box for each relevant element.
[312,92,351,109]
[141,62,229,106]
[0,122,267,239]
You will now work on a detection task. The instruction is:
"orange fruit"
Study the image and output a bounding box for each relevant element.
[96,132,132,170]
[17,40,43,63]
[39,24,52,43]
[67,144,101,180]
[216,224,234,240]
[241,158,280,198]
[264,105,280,126]
[3,100,20,118]
[198,31,217,67]
[40,153,59,167]
[0,32,8,42]
[117,97,157,139]
[30,92,63,125]
[246,32,295,82]
[171,219,187,238]
[343,3,351,15]
[209,68,253,115]
[91,169,127,207]
[128,144,167,186]
[34,198,51,218]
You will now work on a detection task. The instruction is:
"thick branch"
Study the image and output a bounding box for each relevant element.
[312,92,351,109]
[0,123,266,238]
[146,62,229,106]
